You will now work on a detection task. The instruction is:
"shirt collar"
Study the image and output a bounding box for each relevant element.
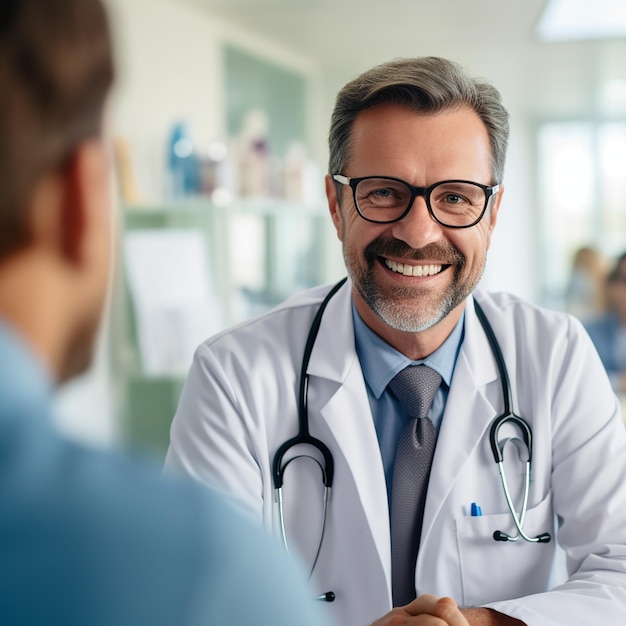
[352,299,465,399]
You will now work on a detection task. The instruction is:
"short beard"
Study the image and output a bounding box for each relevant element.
[344,236,482,332]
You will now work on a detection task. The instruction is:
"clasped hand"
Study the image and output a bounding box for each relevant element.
[369,594,469,626]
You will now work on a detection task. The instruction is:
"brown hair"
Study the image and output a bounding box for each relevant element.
[0,0,113,260]
[328,57,509,187]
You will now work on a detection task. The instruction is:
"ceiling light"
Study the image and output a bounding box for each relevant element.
[537,0,626,42]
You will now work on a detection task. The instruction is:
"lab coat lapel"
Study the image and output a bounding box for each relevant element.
[306,280,392,593]
[420,294,501,545]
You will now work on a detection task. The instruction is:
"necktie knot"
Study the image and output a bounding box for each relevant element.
[388,365,442,420]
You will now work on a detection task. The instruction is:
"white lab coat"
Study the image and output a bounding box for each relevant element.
[166,280,626,626]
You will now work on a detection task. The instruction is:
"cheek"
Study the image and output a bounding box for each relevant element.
[337,209,362,245]
[343,224,378,259]
[450,228,491,261]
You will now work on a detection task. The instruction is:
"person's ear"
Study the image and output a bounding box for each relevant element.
[28,145,92,265]
[60,149,87,264]
[325,175,344,241]
[68,140,109,263]
[33,140,107,266]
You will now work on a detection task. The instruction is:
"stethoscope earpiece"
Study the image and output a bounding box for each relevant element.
[493,529,552,543]
[493,530,510,542]
[315,591,336,602]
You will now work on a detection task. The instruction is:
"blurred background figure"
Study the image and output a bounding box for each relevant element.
[565,246,609,322]
[585,252,626,393]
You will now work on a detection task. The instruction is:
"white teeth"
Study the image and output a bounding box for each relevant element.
[384,258,443,277]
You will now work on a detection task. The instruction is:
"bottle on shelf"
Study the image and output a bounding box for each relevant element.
[166,121,199,198]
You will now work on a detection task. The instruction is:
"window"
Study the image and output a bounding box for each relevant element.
[538,121,626,311]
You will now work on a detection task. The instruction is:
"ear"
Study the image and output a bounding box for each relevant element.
[485,183,504,247]
[33,140,108,266]
[325,174,344,241]
[27,145,88,265]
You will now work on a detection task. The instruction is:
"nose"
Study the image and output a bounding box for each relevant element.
[389,194,444,249]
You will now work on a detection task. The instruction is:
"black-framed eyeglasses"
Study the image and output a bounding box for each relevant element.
[333,174,500,228]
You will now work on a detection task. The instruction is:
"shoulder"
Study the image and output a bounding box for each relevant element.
[0,427,317,625]
[471,289,592,358]
[0,421,229,623]
[473,288,580,333]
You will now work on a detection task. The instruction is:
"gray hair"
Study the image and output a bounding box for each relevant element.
[328,57,509,184]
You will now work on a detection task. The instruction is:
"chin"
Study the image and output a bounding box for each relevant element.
[373,297,451,333]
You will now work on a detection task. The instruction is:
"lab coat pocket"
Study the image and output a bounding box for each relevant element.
[456,491,555,607]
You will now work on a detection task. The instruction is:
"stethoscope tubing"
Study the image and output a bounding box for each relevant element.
[476,300,551,544]
[275,455,331,579]
[272,277,347,492]
[273,281,551,602]
[496,459,530,542]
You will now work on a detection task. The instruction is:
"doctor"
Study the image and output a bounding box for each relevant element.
[166,57,626,626]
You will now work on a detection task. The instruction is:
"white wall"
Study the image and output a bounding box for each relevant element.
[482,115,538,302]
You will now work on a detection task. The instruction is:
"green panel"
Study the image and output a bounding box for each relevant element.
[122,376,186,460]
[224,44,306,157]
[114,206,220,460]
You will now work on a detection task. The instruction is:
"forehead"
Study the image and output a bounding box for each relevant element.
[346,103,493,181]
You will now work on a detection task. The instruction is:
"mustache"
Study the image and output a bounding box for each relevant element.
[363,237,465,266]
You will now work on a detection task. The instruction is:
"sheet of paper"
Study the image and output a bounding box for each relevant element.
[124,228,221,376]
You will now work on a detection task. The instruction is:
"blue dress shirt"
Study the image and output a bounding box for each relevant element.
[352,302,465,499]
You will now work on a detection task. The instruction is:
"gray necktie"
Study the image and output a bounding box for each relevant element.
[389,365,442,607]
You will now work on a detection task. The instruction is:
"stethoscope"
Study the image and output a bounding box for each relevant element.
[473,301,551,545]
[272,278,551,602]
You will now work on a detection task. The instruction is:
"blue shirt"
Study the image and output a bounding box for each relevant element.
[585,312,626,391]
[0,318,324,626]
[352,302,465,498]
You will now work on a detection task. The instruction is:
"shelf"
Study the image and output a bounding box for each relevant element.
[112,198,333,458]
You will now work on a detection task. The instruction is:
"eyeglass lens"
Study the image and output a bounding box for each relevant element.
[354,178,488,226]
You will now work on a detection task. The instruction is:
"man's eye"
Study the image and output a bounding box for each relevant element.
[373,188,393,198]
[445,194,463,204]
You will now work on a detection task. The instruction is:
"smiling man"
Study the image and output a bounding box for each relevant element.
[166,57,626,626]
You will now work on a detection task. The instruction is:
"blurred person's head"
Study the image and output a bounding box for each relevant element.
[0,0,114,381]
[607,253,626,323]
[572,246,605,274]
[566,245,609,319]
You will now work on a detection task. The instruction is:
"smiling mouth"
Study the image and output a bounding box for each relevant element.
[383,258,445,277]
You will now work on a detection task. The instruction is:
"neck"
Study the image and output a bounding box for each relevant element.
[0,250,73,383]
